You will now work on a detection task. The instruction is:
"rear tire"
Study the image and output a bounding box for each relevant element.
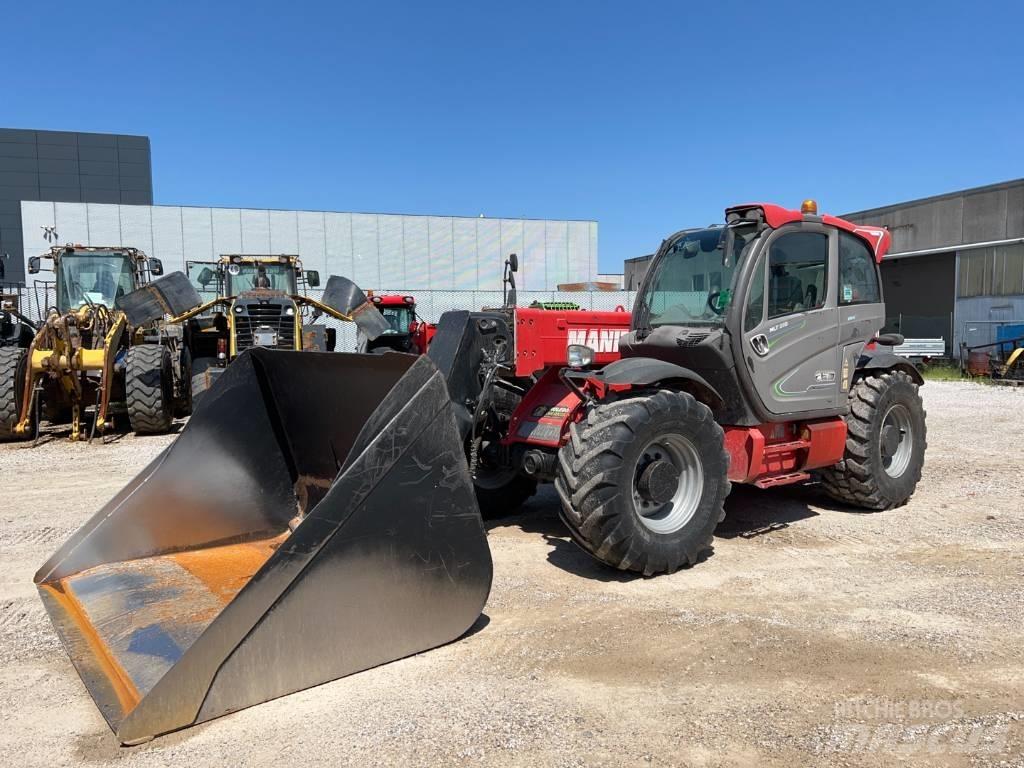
[555,390,730,576]
[126,344,174,434]
[0,347,28,441]
[821,370,927,510]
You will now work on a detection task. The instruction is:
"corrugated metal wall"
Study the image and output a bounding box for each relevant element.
[20,201,598,293]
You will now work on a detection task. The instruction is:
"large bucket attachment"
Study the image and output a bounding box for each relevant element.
[34,348,491,744]
[115,271,203,326]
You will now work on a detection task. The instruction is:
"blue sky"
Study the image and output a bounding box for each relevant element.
[4,1,1022,273]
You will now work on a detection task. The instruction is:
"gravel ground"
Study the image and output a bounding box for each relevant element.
[1,380,1022,767]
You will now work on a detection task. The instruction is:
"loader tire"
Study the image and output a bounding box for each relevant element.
[0,347,28,441]
[555,390,730,576]
[473,471,537,519]
[126,344,174,434]
[190,357,218,409]
[821,370,926,510]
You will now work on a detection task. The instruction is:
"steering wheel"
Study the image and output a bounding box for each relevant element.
[706,291,725,316]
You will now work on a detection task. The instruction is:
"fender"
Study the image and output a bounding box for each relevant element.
[578,357,724,409]
[856,350,924,385]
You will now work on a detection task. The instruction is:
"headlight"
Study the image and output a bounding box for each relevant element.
[284,306,295,316]
[567,344,595,369]
[233,305,244,314]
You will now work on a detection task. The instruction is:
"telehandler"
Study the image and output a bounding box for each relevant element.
[35,201,926,743]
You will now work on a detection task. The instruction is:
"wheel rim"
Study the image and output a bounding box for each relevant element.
[631,434,704,534]
[880,403,914,478]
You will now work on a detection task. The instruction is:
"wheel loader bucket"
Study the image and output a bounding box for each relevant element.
[34,348,491,744]
[115,271,203,326]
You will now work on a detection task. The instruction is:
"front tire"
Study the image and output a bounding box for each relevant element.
[821,370,927,510]
[126,344,174,434]
[0,347,29,441]
[474,468,537,519]
[555,390,730,576]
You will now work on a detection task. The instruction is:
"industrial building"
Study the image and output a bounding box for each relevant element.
[624,181,1024,356]
[3,127,611,350]
[0,128,153,285]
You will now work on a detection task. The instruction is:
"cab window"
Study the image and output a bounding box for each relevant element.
[744,252,765,333]
[838,231,881,304]
[768,232,828,319]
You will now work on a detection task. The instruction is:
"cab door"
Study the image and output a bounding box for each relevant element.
[740,224,840,415]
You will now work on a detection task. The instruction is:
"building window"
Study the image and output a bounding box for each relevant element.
[768,232,828,319]
[958,243,1024,297]
[838,231,880,304]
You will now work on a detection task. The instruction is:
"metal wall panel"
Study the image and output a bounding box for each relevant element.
[20,201,55,259]
[545,220,569,288]
[269,209,299,254]
[119,205,154,254]
[522,220,546,290]
[296,211,327,277]
[324,212,353,280]
[151,207,185,267]
[181,207,214,262]
[452,217,477,290]
[377,214,405,288]
[499,219,524,292]
[427,216,454,289]
[476,218,502,289]
[212,207,243,256]
[351,213,380,288]
[566,221,588,286]
[403,216,429,288]
[240,209,271,254]
[54,202,90,246]
[86,203,121,244]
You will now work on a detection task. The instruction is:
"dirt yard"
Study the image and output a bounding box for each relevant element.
[1,380,1022,767]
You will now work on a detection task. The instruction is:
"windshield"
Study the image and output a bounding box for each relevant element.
[640,225,757,327]
[226,262,296,294]
[57,254,135,312]
[379,306,413,335]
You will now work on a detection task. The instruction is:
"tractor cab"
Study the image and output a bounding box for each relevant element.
[365,294,418,352]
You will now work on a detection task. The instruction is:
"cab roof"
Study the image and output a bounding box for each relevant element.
[725,203,891,262]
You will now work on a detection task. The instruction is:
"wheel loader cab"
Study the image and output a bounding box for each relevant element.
[54,250,140,312]
[626,204,888,424]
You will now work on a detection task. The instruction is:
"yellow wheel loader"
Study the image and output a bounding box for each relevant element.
[0,246,200,441]
[167,254,386,404]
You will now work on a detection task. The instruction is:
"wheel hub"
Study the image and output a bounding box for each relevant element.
[880,424,901,458]
[636,460,681,506]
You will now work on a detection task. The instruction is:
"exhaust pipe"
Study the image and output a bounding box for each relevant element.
[35,348,491,743]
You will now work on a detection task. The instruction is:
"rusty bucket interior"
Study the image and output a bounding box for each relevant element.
[35,348,491,744]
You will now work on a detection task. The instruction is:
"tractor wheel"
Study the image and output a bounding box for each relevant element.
[0,347,29,441]
[126,344,174,434]
[555,390,730,576]
[190,357,219,409]
[821,371,927,510]
[473,468,537,519]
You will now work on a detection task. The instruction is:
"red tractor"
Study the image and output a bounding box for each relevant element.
[364,294,432,354]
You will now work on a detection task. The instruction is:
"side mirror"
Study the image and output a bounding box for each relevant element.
[27,256,41,275]
[197,267,215,288]
[507,253,518,273]
[305,270,321,288]
[149,258,164,276]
